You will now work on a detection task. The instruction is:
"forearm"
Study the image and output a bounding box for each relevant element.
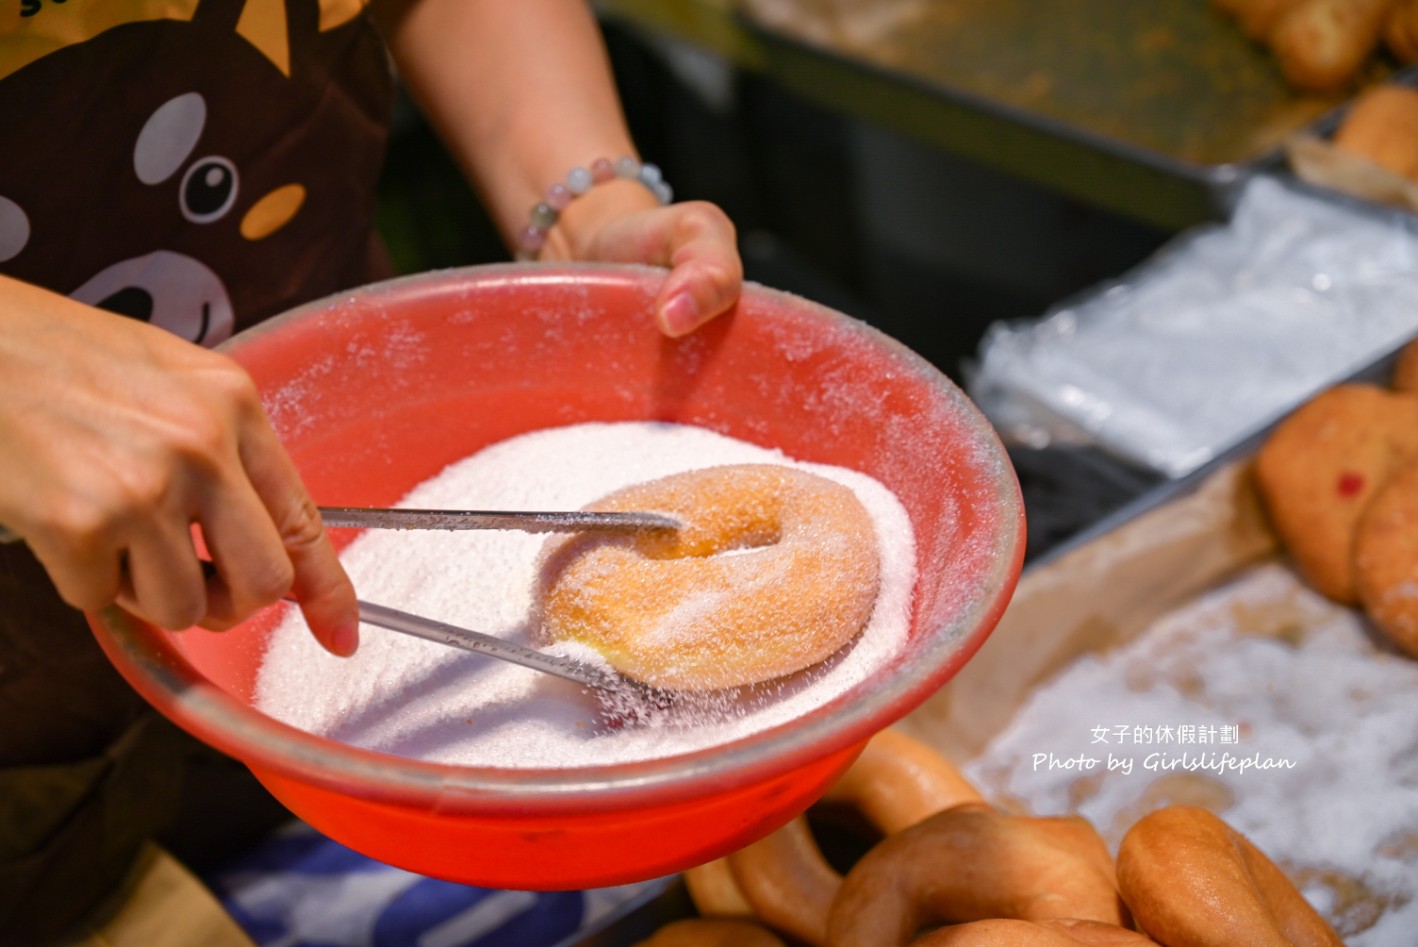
[372,0,656,252]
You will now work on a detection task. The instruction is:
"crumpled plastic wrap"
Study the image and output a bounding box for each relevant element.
[968,175,1418,478]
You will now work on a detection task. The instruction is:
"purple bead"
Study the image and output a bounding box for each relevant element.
[519,224,546,255]
[546,183,572,210]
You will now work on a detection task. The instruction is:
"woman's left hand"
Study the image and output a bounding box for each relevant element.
[545,189,743,337]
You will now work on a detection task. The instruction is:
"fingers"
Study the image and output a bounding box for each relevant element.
[196,482,294,631]
[650,201,742,337]
[581,199,743,337]
[116,523,208,630]
[25,531,124,617]
[237,415,360,657]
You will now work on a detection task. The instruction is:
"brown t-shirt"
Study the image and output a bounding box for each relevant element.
[0,2,394,942]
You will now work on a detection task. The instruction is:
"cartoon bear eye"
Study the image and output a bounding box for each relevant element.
[180,156,239,224]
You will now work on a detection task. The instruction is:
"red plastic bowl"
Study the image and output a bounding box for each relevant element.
[87,263,1024,890]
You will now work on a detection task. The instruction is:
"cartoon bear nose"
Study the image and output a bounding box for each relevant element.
[94,286,156,321]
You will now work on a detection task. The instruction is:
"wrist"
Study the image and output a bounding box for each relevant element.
[516,156,672,261]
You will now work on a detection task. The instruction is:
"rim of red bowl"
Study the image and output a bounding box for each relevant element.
[89,263,1026,819]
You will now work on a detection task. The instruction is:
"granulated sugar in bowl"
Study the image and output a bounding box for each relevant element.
[85,263,1025,890]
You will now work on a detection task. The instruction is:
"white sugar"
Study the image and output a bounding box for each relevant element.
[254,421,916,768]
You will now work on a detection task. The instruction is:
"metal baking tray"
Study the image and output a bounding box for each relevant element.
[732,0,1412,230]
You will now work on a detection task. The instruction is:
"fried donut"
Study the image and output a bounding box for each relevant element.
[824,804,1128,947]
[635,918,787,947]
[1270,0,1392,92]
[727,815,842,947]
[1253,384,1418,604]
[821,727,986,835]
[715,729,982,945]
[1393,336,1418,395]
[1332,83,1418,181]
[911,919,1157,946]
[537,464,881,690]
[1354,461,1418,657]
[684,857,756,919]
[1385,0,1418,62]
[1212,0,1306,39]
[1116,806,1343,947]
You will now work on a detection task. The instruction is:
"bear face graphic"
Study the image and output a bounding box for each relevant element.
[0,0,391,346]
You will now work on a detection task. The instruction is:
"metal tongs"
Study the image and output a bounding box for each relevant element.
[0,506,679,544]
[318,506,679,535]
[0,506,680,708]
[322,505,679,708]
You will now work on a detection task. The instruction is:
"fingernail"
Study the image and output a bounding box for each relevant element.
[660,293,700,336]
[330,619,360,657]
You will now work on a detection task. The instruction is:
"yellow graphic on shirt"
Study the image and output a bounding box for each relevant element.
[236,0,363,75]
[1,0,200,82]
[241,183,306,239]
[0,0,367,82]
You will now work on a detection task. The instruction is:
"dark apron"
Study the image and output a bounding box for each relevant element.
[0,1,395,941]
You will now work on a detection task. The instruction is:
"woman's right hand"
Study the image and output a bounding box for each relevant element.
[0,276,360,655]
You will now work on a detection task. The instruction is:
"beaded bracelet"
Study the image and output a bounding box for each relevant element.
[515,156,674,261]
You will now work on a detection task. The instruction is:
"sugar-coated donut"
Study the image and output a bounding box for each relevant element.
[1353,461,1418,657]
[711,729,982,946]
[537,464,881,690]
[1116,806,1344,947]
[911,918,1157,946]
[1253,384,1418,603]
[634,918,787,947]
[824,804,1127,947]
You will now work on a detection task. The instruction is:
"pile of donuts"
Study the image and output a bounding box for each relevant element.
[635,728,1344,947]
[1253,336,1418,658]
[1211,0,1418,92]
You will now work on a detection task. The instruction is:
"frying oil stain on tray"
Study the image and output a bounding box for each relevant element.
[254,421,917,768]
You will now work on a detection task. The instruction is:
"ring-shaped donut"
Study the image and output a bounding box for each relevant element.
[635,918,788,947]
[683,856,756,920]
[692,729,983,946]
[1115,806,1343,947]
[820,728,986,835]
[537,464,881,690]
[911,918,1158,946]
[824,803,1128,947]
[1394,337,1418,395]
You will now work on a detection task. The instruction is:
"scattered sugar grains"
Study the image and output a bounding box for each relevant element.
[963,563,1418,946]
[254,421,916,768]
